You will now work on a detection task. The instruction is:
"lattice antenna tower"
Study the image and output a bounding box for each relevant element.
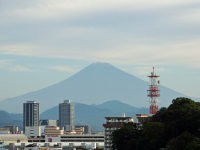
[147,67,160,115]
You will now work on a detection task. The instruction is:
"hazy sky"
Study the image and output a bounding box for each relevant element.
[0,0,200,101]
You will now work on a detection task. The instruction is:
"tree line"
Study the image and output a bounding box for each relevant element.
[112,97,200,150]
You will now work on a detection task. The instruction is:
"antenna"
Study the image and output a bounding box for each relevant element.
[153,66,155,75]
[147,67,160,115]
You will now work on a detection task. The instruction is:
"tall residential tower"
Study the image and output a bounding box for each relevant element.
[59,100,74,131]
[23,101,39,132]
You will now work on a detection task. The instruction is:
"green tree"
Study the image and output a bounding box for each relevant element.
[111,123,141,150]
[167,131,200,150]
[111,97,200,150]
[154,97,200,138]
[142,122,165,150]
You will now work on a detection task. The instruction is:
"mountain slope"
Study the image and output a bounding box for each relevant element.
[97,100,139,113]
[0,100,148,132]
[40,100,149,131]
[0,110,22,129]
[40,103,116,131]
[0,62,185,113]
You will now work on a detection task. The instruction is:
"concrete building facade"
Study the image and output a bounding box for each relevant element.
[25,126,41,138]
[75,125,91,134]
[40,120,58,136]
[40,120,58,126]
[45,126,64,142]
[59,100,74,131]
[23,101,39,132]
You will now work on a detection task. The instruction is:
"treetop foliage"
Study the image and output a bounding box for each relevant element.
[111,97,200,150]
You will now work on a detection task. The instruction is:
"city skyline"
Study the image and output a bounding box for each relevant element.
[0,0,200,101]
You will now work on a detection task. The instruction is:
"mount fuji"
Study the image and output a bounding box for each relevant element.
[0,62,185,113]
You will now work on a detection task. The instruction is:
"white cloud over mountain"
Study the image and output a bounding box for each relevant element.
[1,0,199,66]
[0,0,200,99]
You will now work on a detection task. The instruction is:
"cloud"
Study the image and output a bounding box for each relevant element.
[0,59,35,72]
[134,67,153,75]
[173,8,200,25]
[8,65,35,72]
[130,66,166,76]
[0,0,199,24]
[0,59,13,69]
[1,0,200,103]
[0,59,12,64]
[49,65,78,73]
[0,44,36,56]
[85,39,200,68]
[0,0,200,69]
[1,37,200,69]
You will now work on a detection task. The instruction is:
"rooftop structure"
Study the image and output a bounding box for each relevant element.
[4,126,19,134]
[45,126,64,136]
[136,114,150,124]
[60,134,104,143]
[45,126,64,142]
[75,125,91,134]
[0,128,10,134]
[0,134,28,144]
[40,120,58,126]
[40,120,58,136]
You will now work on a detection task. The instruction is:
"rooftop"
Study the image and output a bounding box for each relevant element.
[0,134,28,141]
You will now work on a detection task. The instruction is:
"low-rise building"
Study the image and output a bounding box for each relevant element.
[64,126,84,135]
[0,126,22,134]
[4,126,20,134]
[0,128,10,134]
[45,126,64,142]
[25,126,41,138]
[74,126,84,135]
[28,137,45,142]
[60,134,104,143]
[75,125,91,134]
[40,120,58,136]
[40,120,58,127]
[0,134,28,144]
[136,114,150,124]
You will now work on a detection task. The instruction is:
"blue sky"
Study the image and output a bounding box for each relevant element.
[0,0,200,101]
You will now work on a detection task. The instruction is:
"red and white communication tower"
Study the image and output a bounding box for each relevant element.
[147,67,160,115]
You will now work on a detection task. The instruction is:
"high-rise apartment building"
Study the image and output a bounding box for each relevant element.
[23,101,39,132]
[59,100,74,131]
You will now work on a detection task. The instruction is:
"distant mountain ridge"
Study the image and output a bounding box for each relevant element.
[97,100,139,113]
[0,100,149,132]
[0,62,186,113]
[0,110,22,129]
[40,100,149,131]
